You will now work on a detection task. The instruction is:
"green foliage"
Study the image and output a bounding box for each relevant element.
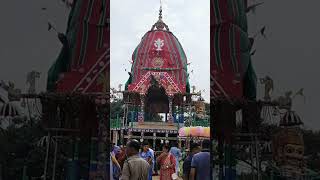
[110,99,124,119]
[0,120,46,179]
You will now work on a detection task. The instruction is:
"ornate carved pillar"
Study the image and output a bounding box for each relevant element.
[168,96,173,123]
[138,94,145,124]
[89,95,108,179]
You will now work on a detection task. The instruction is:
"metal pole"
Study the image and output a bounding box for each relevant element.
[43,131,51,180]
[125,104,128,128]
[52,139,58,180]
[255,135,261,180]
[250,143,255,180]
[218,139,224,179]
[189,103,192,126]
[122,105,126,127]
[153,132,156,149]
[0,163,2,180]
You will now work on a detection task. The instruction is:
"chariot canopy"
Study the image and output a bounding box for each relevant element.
[211,0,257,100]
[125,7,190,97]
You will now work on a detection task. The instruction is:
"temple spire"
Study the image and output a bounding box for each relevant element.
[151,0,169,31]
[159,0,162,20]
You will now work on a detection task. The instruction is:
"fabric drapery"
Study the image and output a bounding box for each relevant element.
[211,0,257,100]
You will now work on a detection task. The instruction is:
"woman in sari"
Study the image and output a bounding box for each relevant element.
[157,145,176,180]
[140,142,154,180]
[111,151,121,180]
[117,146,127,169]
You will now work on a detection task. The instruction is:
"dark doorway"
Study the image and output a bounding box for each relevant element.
[144,85,169,121]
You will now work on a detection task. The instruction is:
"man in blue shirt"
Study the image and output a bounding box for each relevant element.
[190,139,211,180]
[183,142,200,180]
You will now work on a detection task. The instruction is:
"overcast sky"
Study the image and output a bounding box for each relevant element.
[246,0,320,130]
[0,0,68,92]
[0,0,319,129]
[110,0,210,102]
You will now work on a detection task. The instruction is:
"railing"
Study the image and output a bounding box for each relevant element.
[110,117,209,129]
[128,121,183,127]
[110,118,122,129]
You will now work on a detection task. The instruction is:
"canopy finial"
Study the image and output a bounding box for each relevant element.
[159,0,162,20]
[151,0,169,31]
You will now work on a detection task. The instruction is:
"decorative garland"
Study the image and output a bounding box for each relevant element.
[142,67,180,71]
[91,95,109,179]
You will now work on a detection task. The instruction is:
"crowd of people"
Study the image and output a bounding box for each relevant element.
[110,139,211,180]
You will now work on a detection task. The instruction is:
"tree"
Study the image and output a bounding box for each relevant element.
[110,99,124,120]
[0,120,46,179]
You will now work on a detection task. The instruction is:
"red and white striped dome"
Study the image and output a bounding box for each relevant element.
[125,7,190,95]
[280,111,303,127]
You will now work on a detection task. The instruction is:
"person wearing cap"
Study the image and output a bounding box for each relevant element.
[190,139,211,180]
[182,143,200,180]
[120,139,150,180]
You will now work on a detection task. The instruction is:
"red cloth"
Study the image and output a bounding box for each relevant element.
[211,23,245,99]
[56,0,109,93]
[127,30,188,95]
[117,149,127,169]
